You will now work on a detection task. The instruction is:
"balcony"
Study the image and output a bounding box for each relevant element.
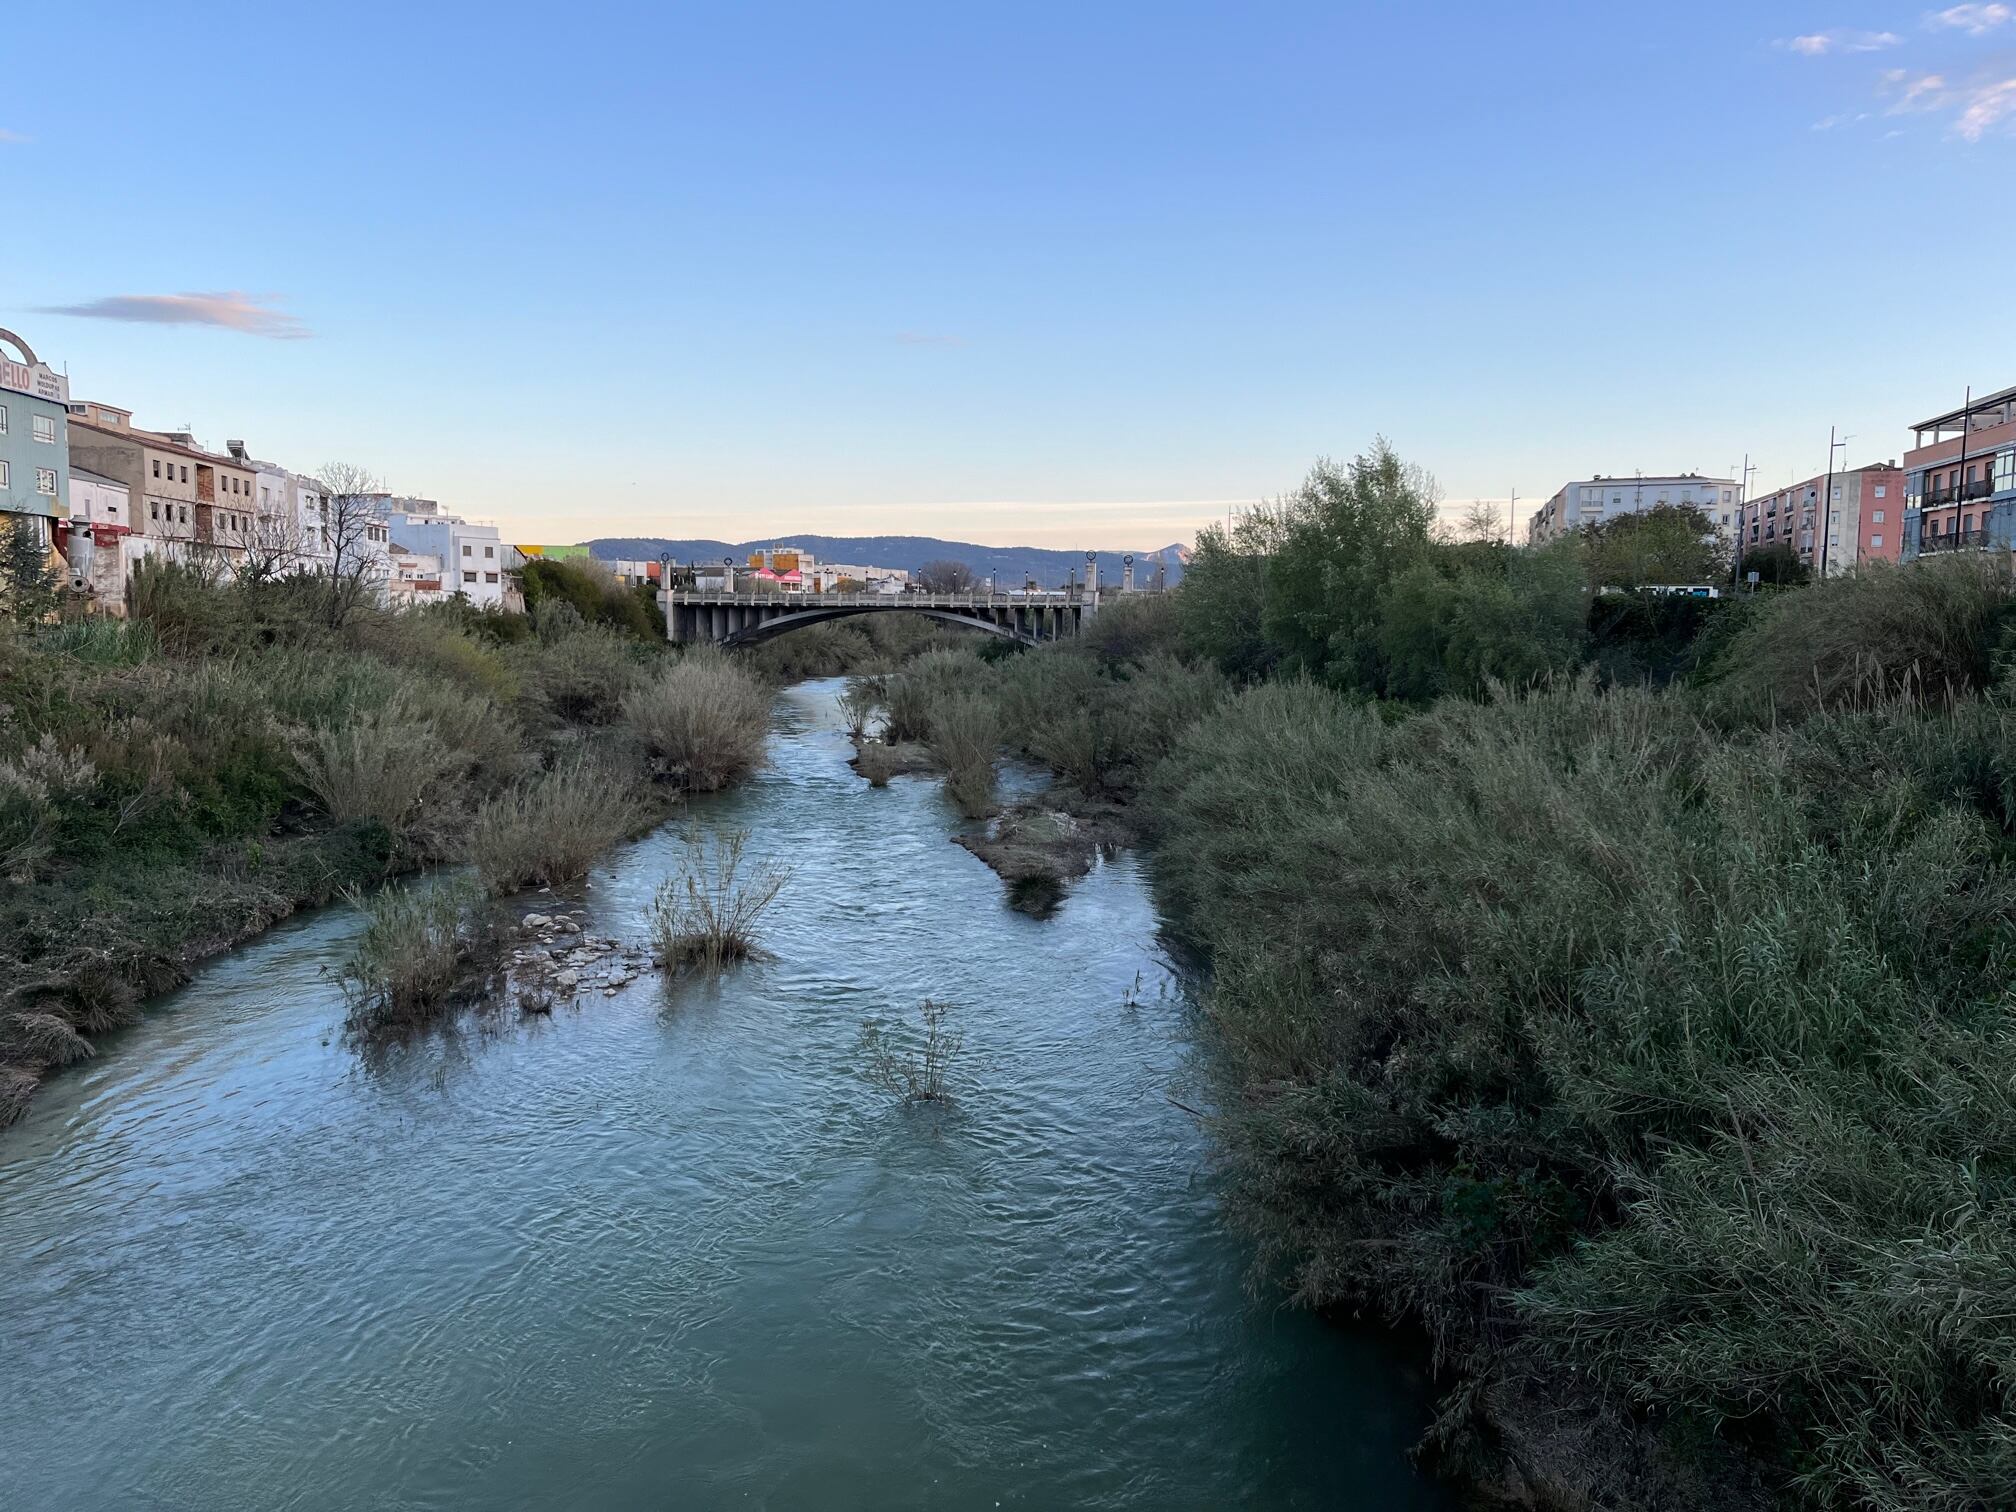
[1922,479,1997,507]
[1918,529,1994,554]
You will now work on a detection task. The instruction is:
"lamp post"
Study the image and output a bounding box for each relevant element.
[1817,430,1850,578]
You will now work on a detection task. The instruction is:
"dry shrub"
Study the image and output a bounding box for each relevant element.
[623,647,770,791]
[470,757,642,893]
[857,999,964,1104]
[649,827,791,976]
[292,697,457,833]
[0,1066,37,1128]
[927,692,1000,817]
[337,878,488,1034]
[0,1011,95,1069]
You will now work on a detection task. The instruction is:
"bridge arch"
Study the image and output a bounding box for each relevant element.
[664,591,1088,649]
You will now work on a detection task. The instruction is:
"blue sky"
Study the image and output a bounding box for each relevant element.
[5,1,2014,547]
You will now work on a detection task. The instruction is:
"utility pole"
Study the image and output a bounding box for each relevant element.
[1817,428,1848,578]
[1731,454,1754,587]
[1508,487,1517,546]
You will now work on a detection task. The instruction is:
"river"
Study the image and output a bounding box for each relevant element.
[0,678,1450,1510]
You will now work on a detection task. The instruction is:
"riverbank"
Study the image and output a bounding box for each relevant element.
[854,513,2016,1508]
[0,564,771,1125]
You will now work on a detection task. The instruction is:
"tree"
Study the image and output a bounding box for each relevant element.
[1176,503,1290,681]
[1455,498,1512,545]
[312,462,390,628]
[1579,504,1730,592]
[1260,441,1440,689]
[917,559,977,593]
[1741,541,1808,587]
[0,517,63,626]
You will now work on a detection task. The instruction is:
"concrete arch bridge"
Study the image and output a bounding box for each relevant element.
[663,590,1096,648]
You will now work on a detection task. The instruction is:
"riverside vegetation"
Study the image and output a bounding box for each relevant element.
[0,553,776,1114]
[855,446,2016,1510]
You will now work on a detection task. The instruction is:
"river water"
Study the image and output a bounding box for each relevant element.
[0,679,1449,1511]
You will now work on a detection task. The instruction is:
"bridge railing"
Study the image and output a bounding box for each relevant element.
[665,591,1083,608]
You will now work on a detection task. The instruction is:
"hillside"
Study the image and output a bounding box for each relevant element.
[584,534,1189,588]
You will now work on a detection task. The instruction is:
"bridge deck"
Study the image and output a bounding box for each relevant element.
[665,590,1087,609]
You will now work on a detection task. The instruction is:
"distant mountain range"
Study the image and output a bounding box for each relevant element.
[584,533,1190,588]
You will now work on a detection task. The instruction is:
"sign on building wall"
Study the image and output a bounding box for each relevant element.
[0,358,70,404]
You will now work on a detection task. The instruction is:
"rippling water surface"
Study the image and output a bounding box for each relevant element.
[0,679,1449,1510]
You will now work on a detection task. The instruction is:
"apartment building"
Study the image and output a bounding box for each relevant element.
[386,543,448,605]
[1902,386,2016,560]
[1738,462,1903,576]
[0,328,71,541]
[65,402,260,573]
[377,497,516,609]
[1527,474,1740,546]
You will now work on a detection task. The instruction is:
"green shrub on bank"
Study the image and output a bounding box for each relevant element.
[1706,554,2016,717]
[1148,673,2016,1507]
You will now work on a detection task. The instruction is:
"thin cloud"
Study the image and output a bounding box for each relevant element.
[39,291,309,339]
[1783,29,1903,54]
[0,129,30,145]
[1884,68,2016,137]
[1930,4,2013,34]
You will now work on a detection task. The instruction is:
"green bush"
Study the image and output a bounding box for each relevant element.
[290,696,460,840]
[1708,555,2016,718]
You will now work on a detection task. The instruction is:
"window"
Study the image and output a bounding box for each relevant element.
[179,505,188,524]
[35,468,56,496]
[32,415,55,444]
[153,459,162,478]
[1872,510,1885,524]
[151,501,159,520]
[0,404,7,433]
[180,465,189,483]
[1874,485,1887,499]
[463,570,477,583]
[0,461,7,487]
[1871,535,1884,549]
[462,544,472,556]
[483,545,494,558]
[484,571,498,584]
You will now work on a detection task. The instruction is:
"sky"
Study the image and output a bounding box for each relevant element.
[5,1,2015,548]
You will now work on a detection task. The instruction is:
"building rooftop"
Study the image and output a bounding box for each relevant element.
[1910,383,2016,432]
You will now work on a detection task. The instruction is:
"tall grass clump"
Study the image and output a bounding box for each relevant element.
[623,647,771,790]
[1149,675,2016,1506]
[336,877,488,1034]
[836,676,881,739]
[648,827,792,976]
[881,647,986,744]
[470,756,642,893]
[858,999,965,1105]
[927,692,1000,817]
[291,697,457,837]
[1708,554,2016,717]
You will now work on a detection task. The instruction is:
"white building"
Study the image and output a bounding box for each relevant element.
[65,467,135,610]
[1527,473,1740,546]
[376,497,517,610]
[251,460,335,575]
[386,543,448,605]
